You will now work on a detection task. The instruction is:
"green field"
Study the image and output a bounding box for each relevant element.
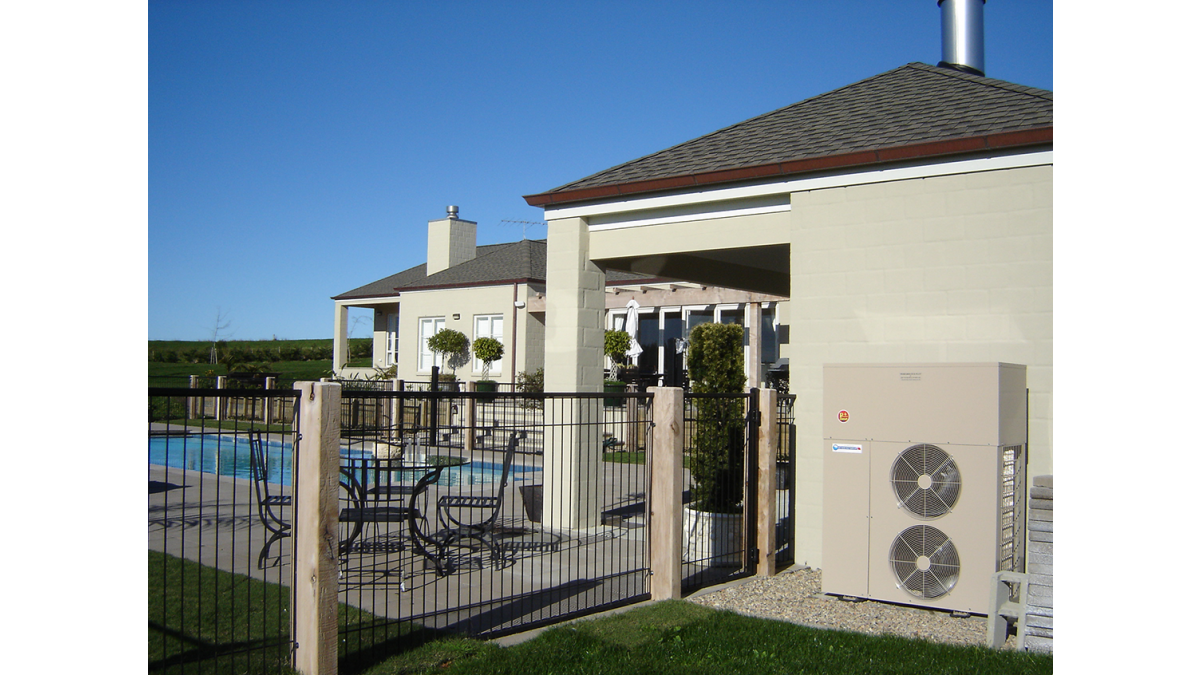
[148,338,372,388]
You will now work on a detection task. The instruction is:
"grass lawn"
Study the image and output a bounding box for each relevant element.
[364,601,1052,675]
[149,551,1051,675]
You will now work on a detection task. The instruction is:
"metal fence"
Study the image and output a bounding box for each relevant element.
[775,394,797,567]
[680,391,759,594]
[332,388,652,672]
[150,384,791,674]
[148,388,299,674]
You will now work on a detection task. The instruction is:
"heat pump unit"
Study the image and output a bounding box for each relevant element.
[822,363,1027,614]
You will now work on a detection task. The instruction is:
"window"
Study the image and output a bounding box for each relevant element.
[385,313,400,366]
[473,314,504,374]
[418,317,445,372]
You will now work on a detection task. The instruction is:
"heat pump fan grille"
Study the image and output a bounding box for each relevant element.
[891,444,961,518]
[889,525,960,598]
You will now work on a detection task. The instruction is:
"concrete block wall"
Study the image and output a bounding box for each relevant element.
[1025,474,1053,652]
[787,164,1052,567]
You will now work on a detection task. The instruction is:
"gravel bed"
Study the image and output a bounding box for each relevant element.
[687,566,1019,650]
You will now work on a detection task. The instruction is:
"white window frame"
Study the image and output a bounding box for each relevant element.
[418,317,445,372]
[385,312,400,366]
[472,314,504,375]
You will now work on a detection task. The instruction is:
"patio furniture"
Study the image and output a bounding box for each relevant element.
[343,450,470,573]
[432,431,519,574]
[249,431,426,568]
[249,431,292,569]
[338,450,429,559]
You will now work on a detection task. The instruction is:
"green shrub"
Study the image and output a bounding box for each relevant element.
[516,367,543,394]
[472,337,504,380]
[687,322,748,513]
[604,330,631,363]
[427,328,470,376]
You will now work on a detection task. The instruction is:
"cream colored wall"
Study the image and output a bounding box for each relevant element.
[589,208,790,260]
[392,283,539,384]
[788,164,1053,568]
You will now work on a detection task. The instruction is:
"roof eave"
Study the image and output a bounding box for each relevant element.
[523,126,1052,208]
[394,277,544,294]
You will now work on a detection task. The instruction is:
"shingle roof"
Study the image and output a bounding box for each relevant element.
[525,63,1052,206]
[333,239,659,300]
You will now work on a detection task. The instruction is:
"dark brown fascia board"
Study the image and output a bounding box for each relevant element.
[331,292,400,301]
[523,126,1052,207]
[391,277,544,294]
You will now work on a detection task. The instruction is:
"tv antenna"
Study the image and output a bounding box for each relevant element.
[500,219,546,240]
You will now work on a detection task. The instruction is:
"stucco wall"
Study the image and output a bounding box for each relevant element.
[391,283,541,384]
[788,164,1053,568]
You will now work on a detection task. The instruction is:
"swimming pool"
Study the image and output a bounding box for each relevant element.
[148,434,540,487]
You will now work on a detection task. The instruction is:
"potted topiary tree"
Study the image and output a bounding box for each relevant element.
[427,328,469,391]
[472,337,504,397]
[603,330,632,406]
[684,321,748,566]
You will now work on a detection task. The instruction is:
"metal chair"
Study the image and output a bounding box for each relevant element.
[250,431,422,569]
[433,431,520,572]
[249,431,292,569]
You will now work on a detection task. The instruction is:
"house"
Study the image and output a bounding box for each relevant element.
[332,208,547,384]
[332,206,787,385]
[523,55,1052,566]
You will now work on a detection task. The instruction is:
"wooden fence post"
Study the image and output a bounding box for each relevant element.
[650,387,683,600]
[757,387,778,576]
[293,381,341,675]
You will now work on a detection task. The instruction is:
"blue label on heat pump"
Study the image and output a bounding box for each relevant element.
[832,443,863,454]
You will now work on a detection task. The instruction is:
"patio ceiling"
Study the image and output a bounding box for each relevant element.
[597,243,789,297]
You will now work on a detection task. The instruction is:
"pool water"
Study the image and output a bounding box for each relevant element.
[148,434,540,487]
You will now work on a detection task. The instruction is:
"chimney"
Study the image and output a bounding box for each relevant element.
[427,205,477,275]
[937,0,985,77]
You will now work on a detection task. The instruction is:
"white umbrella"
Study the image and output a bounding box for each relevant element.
[625,299,643,358]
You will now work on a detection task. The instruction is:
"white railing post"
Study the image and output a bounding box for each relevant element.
[649,387,684,600]
[188,375,199,419]
[215,376,226,421]
[292,381,341,675]
[264,377,276,425]
[757,387,778,576]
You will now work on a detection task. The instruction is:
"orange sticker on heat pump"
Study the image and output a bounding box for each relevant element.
[838,410,849,423]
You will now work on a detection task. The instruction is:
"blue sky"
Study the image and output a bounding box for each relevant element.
[149,0,1052,341]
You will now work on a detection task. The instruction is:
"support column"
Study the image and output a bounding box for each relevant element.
[757,387,778,576]
[746,303,762,387]
[544,216,604,392]
[333,302,349,373]
[543,216,606,530]
[292,382,341,675]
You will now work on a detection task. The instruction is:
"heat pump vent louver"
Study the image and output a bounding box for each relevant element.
[891,444,961,518]
[890,525,960,598]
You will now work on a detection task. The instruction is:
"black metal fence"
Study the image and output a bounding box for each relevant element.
[332,388,652,672]
[775,394,797,568]
[680,390,758,593]
[150,384,793,674]
[148,388,299,674]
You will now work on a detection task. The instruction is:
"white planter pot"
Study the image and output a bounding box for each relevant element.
[683,506,743,567]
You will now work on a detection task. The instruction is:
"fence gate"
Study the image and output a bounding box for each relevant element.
[680,389,759,594]
[775,394,797,567]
